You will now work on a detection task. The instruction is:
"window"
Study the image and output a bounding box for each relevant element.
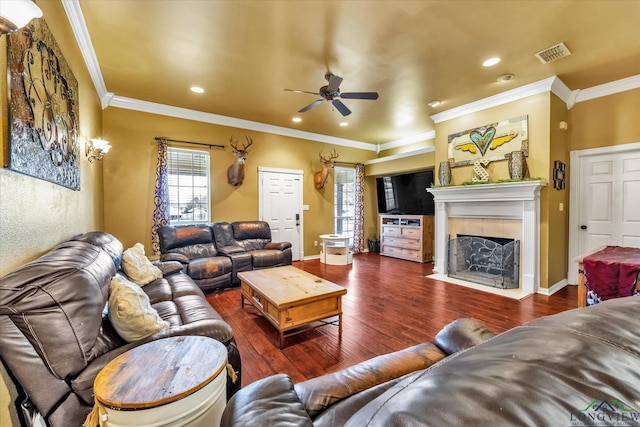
[380,176,397,212]
[334,166,356,241]
[167,148,210,224]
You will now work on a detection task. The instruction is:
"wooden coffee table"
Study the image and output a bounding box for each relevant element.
[239,266,347,349]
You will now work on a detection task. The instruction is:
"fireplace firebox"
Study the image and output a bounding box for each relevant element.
[448,235,520,289]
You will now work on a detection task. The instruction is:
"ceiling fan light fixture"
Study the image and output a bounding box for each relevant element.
[292,117,302,123]
[286,72,378,116]
[427,100,441,108]
[482,57,501,67]
[190,86,204,94]
[339,122,348,127]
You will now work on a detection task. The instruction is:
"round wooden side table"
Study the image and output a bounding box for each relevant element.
[319,234,353,265]
[94,336,227,427]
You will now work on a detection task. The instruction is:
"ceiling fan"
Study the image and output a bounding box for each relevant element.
[284,72,379,116]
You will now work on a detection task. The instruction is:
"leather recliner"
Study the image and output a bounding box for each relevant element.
[0,231,242,427]
[158,223,233,293]
[221,296,640,426]
[159,221,293,291]
[227,221,293,269]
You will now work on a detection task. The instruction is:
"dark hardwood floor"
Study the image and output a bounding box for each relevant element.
[206,253,578,387]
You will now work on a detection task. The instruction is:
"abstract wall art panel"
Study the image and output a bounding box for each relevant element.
[7,18,80,190]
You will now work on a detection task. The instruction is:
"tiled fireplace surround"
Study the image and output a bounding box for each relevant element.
[428,181,546,295]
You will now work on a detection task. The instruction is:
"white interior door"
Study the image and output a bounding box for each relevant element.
[569,142,640,281]
[258,167,303,261]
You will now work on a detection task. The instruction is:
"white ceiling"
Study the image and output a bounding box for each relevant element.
[67,0,640,148]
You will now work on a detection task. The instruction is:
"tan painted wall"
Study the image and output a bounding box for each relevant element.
[546,94,570,286]
[0,6,103,274]
[433,92,556,288]
[434,93,552,183]
[102,108,381,257]
[0,3,104,425]
[378,139,435,157]
[568,88,640,151]
[365,151,436,177]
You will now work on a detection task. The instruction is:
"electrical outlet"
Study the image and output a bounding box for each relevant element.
[314,241,318,247]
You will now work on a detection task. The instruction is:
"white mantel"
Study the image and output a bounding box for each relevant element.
[427,181,546,295]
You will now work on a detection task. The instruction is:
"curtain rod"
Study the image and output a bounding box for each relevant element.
[334,161,360,166]
[155,137,225,149]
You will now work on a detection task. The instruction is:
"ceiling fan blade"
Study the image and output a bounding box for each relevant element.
[332,99,352,116]
[327,74,343,92]
[340,92,379,100]
[284,88,321,95]
[299,99,324,113]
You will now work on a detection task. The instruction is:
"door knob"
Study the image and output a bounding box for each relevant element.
[580,225,587,230]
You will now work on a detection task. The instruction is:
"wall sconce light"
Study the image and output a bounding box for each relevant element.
[0,0,43,35]
[86,138,111,162]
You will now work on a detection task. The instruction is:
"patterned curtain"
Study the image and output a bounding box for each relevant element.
[352,163,365,254]
[151,138,170,256]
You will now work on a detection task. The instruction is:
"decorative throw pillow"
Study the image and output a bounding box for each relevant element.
[122,243,162,286]
[108,275,169,342]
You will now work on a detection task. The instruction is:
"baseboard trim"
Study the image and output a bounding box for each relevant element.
[537,279,569,296]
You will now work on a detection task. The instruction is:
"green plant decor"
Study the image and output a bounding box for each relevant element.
[431,177,545,188]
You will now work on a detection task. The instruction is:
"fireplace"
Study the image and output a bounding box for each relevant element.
[427,181,546,295]
[448,235,520,289]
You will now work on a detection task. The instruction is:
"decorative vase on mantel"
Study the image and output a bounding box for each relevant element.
[507,150,528,180]
[438,161,452,186]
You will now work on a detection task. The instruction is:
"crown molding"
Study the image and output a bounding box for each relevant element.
[378,130,436,152]
[63,2,638,151]
[101,92,115,110]
[364,146,435,165]
[568,74,640,108]
[62,0,107,99]
[550,77,571,103]
[108,95,377,151]
[430,77,561,124]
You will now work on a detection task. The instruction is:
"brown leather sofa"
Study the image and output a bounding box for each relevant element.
[158,221,292,292]
[0,231,242,427]
[222,296,640,426]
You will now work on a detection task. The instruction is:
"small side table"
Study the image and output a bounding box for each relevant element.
[94,336,227,427]
[320,234,353,265]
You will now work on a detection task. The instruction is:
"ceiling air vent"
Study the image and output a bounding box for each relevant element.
[535,42,571,64]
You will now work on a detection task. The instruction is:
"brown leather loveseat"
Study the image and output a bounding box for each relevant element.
[158,221,292,292]
[222,296,640,426]
[0,231,241,427]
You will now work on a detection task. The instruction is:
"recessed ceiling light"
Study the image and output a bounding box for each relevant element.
[190,86,204,93]
[497,74,514,82]
[427,100,441,108]
[339,122,349,127]
[482,57,501,67]
[292,117,302,123]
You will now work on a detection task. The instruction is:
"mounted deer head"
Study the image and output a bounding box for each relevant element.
[313,149,339,190]
[227,135,253,186]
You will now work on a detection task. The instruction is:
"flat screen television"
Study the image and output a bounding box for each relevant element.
[376,169,435,215]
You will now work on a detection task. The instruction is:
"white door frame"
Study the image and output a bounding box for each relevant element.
[568,141,640,283]
[258,166,304,260]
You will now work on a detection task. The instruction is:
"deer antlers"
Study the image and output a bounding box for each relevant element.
[229,135,253,155]
[227,135,253,186]
[319,149,339,164]
[314,149,339,190]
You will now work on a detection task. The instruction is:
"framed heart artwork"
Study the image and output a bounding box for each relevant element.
[447,115,528,168]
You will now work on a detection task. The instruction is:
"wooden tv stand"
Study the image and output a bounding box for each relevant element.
[379,214,433,263]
